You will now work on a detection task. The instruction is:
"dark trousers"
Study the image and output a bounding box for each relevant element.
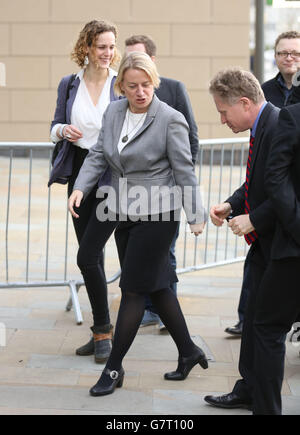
[237,253,251,323]
[237,252,300,327]
[76,201,117,326]
[67,148,93,243]
[68,147,117,327]
[253,257,300,415]
[233,241,268,401]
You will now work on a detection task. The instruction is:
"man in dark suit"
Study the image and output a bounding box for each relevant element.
[226,33,300,338]
[226,32,300,338]
[205,68,280,411]
[250,102,300,414]
[125,34,199,330]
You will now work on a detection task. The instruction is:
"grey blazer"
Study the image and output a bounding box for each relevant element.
[74,95,206,224]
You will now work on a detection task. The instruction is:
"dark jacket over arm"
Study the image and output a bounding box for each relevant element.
[48,74,118,187]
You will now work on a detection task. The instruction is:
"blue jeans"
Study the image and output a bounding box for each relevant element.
[145,221,179,314]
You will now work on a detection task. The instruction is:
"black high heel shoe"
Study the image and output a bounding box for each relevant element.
[90,367,125,396]
[164,346,208,381]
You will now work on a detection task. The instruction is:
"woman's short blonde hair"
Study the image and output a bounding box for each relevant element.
[114,51,160,96]
[71,20,120,69]
[209,67,265,105]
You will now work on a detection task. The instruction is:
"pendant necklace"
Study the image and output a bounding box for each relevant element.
[122,109,147,143]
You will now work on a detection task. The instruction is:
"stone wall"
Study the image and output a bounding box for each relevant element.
[0,0,250,141]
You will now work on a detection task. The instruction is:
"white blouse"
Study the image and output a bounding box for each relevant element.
[51,68,117,149]
[118,109,147,154]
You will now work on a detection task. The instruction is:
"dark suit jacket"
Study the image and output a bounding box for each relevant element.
[155,77,199,163]
[226,102,280,259]
[265,103,300,259]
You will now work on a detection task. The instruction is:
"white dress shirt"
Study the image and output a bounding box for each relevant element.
[50,68,117,149]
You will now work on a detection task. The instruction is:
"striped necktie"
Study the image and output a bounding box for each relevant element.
[244,135,258,245]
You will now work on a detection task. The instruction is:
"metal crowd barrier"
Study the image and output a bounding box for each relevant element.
[0,139,249,324]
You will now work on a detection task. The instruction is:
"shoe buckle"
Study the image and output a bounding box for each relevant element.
[109,370,119,380]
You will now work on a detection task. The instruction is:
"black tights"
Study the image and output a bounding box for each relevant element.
[104,287,195,376]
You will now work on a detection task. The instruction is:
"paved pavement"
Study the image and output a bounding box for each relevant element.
[0,262,299,416]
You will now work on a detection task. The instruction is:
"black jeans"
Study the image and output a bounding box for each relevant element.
[76,200,117,326]
[233,241,268,401]
[68,147,117,327]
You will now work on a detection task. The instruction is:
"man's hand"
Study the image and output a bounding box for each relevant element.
[210,202,232,227]
[228,214,255,236]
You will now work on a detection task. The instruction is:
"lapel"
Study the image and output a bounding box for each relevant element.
[112,95,161,163]
[66,76,80,124]
[111,99,128,172]
[66,73,118,124]
[248,102,273,183]
[123,94,160,146]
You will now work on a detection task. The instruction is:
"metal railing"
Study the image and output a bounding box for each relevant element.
[0,139,249,324]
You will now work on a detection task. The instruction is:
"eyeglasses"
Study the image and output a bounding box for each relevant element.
[276,51,300,59]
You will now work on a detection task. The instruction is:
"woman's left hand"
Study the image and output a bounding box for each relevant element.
[190,222,205,236]
[68,189,83,218]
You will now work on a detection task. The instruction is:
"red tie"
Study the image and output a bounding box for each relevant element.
[244,135,258,245]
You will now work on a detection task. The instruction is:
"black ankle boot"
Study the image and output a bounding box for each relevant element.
[164,346,208,381]
[90,367,125,397]
[92,324,114,364]
[75,337,94,356]
[75,324,113,361]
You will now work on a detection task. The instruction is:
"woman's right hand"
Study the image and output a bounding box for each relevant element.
[62,124,83,142]
[68,190,83,218]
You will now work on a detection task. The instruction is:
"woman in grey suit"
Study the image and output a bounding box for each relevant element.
[69,52,208,396]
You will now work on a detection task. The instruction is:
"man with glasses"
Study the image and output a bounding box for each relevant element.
[262,31,300,108]
[264,31,300,348]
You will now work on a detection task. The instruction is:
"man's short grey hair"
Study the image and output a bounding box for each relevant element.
[209,68,265,105]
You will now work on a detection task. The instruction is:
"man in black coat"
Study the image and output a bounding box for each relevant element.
[250,103,300,415]
[205,68,280,412]
[125,34,199,330]
[262,30,300,108]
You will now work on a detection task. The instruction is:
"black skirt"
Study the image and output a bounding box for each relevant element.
[115,213,178,294]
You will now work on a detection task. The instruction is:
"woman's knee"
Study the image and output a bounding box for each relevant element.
[77,246,103,271]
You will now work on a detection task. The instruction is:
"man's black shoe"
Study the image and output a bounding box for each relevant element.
[225,321,243,336]
[204,393,252,410]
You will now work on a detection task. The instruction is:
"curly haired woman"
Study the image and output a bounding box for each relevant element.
[50,20,121,364]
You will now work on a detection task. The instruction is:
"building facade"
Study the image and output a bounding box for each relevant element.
[0,0,250,141]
